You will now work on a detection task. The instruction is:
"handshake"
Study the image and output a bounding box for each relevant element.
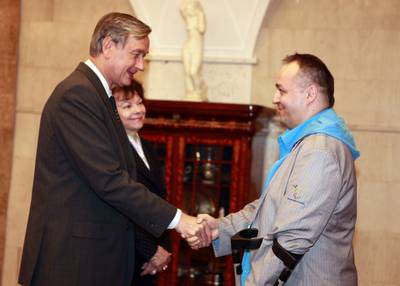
[175,213,219,249]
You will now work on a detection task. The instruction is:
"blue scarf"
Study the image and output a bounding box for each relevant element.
[240,108,359,285]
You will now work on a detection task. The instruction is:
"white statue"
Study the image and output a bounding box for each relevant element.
[180,0,208,101]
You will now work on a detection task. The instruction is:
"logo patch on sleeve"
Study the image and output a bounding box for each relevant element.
[287,184,305,205]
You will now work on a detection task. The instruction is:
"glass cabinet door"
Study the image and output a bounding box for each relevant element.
[181,144,232,216]
[177,143,233,286]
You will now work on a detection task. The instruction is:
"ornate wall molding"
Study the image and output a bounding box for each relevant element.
[129,0,271,63]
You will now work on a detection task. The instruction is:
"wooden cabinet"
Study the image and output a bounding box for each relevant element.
[139,100,274,286]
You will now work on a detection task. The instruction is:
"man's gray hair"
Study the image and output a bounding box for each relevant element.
[89,12,151,56]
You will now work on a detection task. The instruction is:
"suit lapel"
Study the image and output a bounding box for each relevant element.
[133,141,164,192]
[131,145,155,183]
[75,63,135,174]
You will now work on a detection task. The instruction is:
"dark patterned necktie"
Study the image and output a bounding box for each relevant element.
[109,96,120,121]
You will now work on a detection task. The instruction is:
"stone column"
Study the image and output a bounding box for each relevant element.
[0,0,19,281]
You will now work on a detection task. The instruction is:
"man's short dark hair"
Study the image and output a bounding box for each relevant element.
[283,53,335,107]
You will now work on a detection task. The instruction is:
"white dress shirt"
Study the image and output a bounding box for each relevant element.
[84,59,112,98]
[128,133,150,170]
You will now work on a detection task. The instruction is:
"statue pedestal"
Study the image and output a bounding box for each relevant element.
[184,89,208,102]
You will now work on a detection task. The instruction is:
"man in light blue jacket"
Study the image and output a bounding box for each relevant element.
[194,53,359,286]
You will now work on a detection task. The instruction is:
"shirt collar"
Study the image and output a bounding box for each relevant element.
[278,109,330,158]
[277,108,360,160]
[84,59,112,98]
[127,133,140,144]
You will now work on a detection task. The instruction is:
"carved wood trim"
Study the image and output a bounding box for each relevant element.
[145,118,253,133]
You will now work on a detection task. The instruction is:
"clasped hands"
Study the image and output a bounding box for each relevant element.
[140,245,171,276]
[175,213,219,250]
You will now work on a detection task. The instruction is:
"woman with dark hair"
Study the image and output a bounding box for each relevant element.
[113,80,171,285]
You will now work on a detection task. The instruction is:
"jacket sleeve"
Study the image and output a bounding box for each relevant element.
[212,199,259,257]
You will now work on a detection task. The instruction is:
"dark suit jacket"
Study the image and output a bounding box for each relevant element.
[18,63,177,286]
[132,140,171,285]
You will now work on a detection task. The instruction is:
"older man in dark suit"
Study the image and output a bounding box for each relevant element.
[18,12,210,286]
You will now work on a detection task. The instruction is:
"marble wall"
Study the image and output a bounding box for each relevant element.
[2,0,400,285]
[0,0,19,281]
[252,1,400,286]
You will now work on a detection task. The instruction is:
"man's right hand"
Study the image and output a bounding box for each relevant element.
[185,214,219,249]
[197,214,219,240]
[175,212,212,248]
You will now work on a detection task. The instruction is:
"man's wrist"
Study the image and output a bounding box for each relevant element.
[167,209,182,229]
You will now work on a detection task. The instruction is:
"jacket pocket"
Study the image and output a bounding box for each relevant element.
[72,222,108,239]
